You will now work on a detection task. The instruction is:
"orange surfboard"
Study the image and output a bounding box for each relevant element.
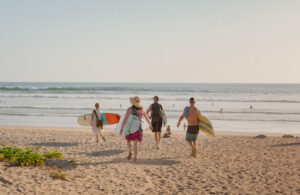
[102,113,121,125]
[77,113,121,126]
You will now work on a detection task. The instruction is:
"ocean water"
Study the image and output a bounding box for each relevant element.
[0,82,299,134]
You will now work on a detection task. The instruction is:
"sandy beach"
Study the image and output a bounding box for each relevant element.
[0,126,299,194]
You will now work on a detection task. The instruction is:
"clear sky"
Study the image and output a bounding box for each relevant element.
[0,0,299,83]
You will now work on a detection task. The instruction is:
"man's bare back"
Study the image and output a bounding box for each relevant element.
[187,106,200,125]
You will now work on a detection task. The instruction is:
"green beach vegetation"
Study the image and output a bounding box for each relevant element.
[0,147,63,166]
[43,150,63,160]
[50,172,68,181]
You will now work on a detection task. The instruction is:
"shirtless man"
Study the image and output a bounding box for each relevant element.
[177,97,200,157]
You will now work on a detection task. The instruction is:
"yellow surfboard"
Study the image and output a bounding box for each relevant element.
[199,115,215,137]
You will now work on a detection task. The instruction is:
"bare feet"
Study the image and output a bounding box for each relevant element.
[191,148,197,158]
[96,139,99,143]
[127,152,132,160]
[133,158,137,162]
[102,136,106,142]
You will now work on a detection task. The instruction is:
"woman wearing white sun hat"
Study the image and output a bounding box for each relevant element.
[120,96,153,162]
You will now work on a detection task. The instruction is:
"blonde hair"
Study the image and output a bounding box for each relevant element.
[95,103,100,108]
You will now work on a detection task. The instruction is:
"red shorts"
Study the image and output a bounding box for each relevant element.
[125,131,142,142]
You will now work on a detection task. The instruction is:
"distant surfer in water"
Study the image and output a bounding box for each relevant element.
[91,103,106,142]
[146,96,164,149]
[177,97,200,158]
[120,96,153,162]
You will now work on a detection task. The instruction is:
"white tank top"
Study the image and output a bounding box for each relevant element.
[92,109,102,124]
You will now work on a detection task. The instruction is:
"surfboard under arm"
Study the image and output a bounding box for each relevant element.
[198,115,215,137]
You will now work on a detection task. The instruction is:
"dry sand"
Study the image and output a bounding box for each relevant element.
[0,126,299,194]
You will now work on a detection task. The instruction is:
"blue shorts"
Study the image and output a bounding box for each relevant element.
[186,133,198,142]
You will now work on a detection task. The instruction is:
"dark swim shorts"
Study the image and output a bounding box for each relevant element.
[186,125,200,141]
[151,120,162,133]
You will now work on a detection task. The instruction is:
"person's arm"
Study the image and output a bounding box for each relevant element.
[91,111,94,126]
[120,108,132,134]
[177,109,186,128]
[146,105,152,119]
[143,109,153,131]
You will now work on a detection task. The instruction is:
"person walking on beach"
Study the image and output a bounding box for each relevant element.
[146,96,164,149]
[91,103,106,142]
[177,97,200,157]
[120,96,153,162]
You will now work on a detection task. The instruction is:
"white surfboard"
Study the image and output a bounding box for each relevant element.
[115,115,125,135]
[115,115,150,134]
[161,110,167,127]
[77,114,92,126]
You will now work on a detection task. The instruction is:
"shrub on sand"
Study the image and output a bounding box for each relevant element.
[43,151,63,160]
[0,147,45,166]
[11,148,45,166]
[50,172,68,181]
[0,147,64,166]
[0,153,4,161]
[0,147,23,159]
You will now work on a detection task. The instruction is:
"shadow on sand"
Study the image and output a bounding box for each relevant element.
[45,159,78,170]
[133,158,180,166]
[0,177,13,185]
[271,142,300,147]
[86,150,125,157]
[79,158,179,167]
[30,142,79,147]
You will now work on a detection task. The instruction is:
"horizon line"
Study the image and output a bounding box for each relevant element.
[0,81,299,85]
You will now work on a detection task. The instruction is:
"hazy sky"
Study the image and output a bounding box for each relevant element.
[1,0,299,83]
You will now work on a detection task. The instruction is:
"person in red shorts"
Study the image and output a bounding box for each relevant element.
[120,96,153,162]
